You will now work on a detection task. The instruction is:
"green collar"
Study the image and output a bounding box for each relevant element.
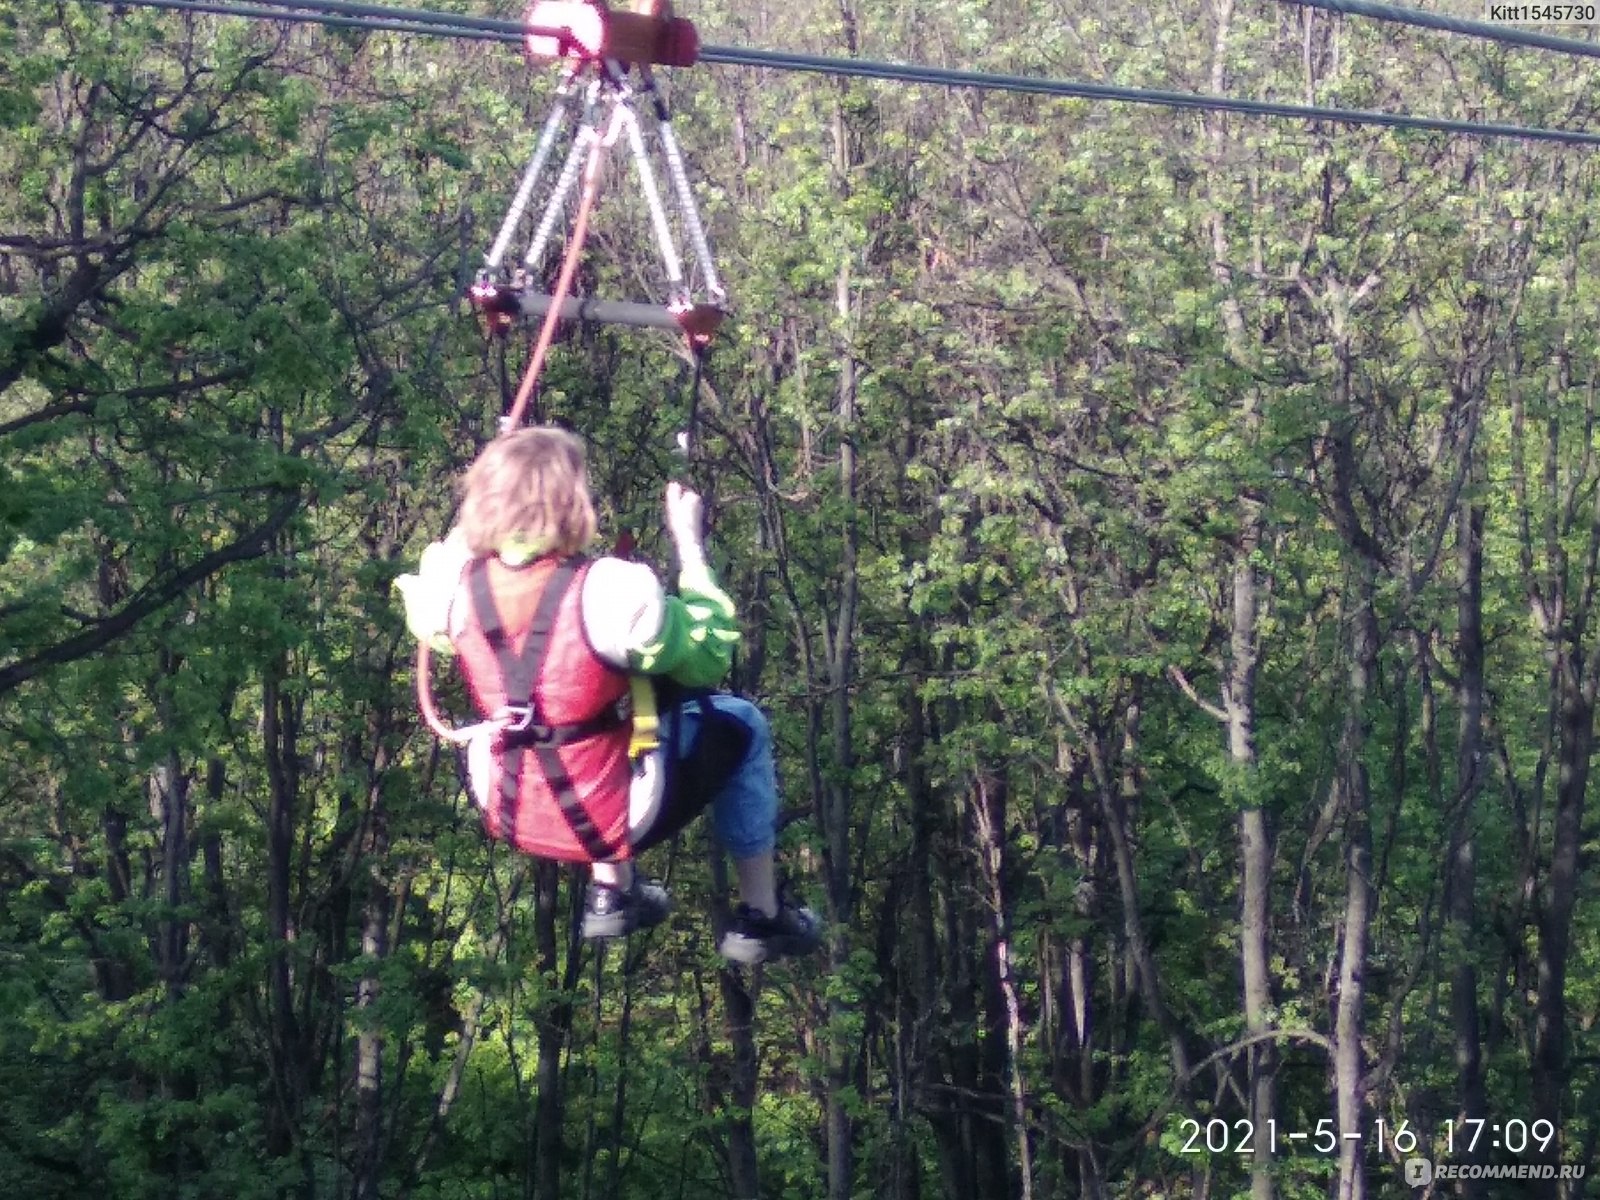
[497,534,554,566]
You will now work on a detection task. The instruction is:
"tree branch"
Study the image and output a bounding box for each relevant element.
[0,489,302,697]
[1167,663,1229,723]
[0,368,251,439]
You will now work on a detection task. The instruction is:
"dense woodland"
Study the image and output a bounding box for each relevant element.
[4,1,1600,1197]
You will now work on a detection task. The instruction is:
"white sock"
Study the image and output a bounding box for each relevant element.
[734,855,778,918]
[591,861,633,890]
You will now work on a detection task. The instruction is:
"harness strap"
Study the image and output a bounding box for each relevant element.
[467,558,622,861]
[501,707,626,748]
[627,675,659,758]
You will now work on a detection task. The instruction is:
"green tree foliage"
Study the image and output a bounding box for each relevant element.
[4,1,1600,1198]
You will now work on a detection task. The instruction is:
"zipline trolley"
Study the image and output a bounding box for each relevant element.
[469,0,727,373]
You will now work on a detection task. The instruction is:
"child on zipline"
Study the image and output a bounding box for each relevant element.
[398,425,819,965]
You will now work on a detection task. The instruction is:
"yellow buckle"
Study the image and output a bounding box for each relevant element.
[627,676,659,758]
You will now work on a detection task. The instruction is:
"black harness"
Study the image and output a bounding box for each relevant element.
[467,557,627,862]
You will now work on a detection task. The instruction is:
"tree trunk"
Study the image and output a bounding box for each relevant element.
[1515,318,1600,1193]
[974,770,1031,1200]
[1332,579,1377,1200]
[1203,4,1280,1186]
[1322,333,1380,1200]
[895,628,937,1200]
[152,657,190,1004]
[1083,698,1189,1082]
[1532,652,1593,1180]
[601,959,636,1200]
[1449,493,1488,1194]
[820,230,861,1200]
[930,883,1011,1200]
[532,861,574,1200]
[399,866,529,1200]
[351,805,389,1200]
[707,846,760,1200]
[264,661,305,1161]
[1229,501,1276,1200]
[1062,784,1105,1200]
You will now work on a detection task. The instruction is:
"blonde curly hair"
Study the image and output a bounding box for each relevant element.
[457,426,598,558]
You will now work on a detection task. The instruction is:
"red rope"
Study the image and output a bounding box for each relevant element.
[419,110,614,744]
[502,124,610,431]
[416,641,467,743]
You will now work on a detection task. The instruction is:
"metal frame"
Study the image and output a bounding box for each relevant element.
[472,53,727,335]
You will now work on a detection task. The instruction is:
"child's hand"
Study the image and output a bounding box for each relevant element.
[394,536,472,650]
[665,481,705,565]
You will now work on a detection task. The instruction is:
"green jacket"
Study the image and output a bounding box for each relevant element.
[633,562,740,689]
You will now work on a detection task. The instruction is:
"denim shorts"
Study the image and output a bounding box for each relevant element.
[631,692,778,859]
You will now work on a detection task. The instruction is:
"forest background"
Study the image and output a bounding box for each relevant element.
[3,1,1599,1198]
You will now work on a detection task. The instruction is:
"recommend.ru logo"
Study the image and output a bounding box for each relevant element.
[1404,1158,1587,1185]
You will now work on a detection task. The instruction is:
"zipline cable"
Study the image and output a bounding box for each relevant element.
[123,0,1600,64]
[1280,0,1600,61]
[91,0,1600,148]
[113,0,511,42]
[696,43,1600,146]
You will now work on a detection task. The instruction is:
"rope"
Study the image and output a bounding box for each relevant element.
[683,346,705,466]
[417,641,480,743]
[483,81,575,274]
[522,98,594,271]
[643,70,725,303]
[617,99,686,293]
[95,0,1600,148]
[502,110,612,431]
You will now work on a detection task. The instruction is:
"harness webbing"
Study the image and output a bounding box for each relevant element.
[467,558,623,862]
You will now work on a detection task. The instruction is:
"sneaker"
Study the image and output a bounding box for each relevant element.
[718,896,822,965]
[581,875,671,940]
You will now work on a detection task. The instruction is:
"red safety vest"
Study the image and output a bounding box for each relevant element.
[451,555,633,862]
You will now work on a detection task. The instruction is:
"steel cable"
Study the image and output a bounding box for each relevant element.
[91,0,1600,147]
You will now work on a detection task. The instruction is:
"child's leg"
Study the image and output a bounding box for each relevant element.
[591,860,634,889]
[658,694,821,964]
[733,853,778,920]
[678,694,780,917]
[582,857,667,939]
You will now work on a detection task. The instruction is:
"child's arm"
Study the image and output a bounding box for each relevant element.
[635,562,740,688]
[394,529,472,653]
[583,484,740,688]
[583,557,740,688]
